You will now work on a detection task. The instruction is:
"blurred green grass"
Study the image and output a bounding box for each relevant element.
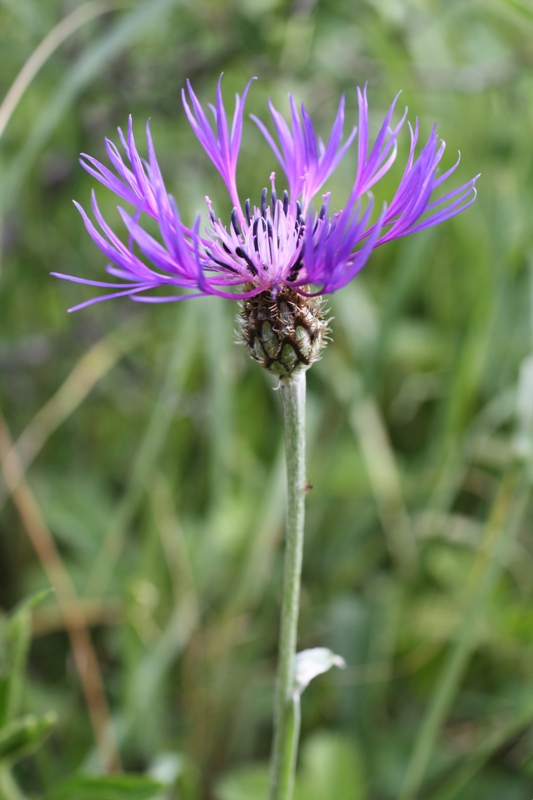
[2,0,533,798]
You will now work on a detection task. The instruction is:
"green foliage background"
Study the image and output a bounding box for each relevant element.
[1,0,533,798]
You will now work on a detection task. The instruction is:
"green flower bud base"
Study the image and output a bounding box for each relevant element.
[240,287,328,377]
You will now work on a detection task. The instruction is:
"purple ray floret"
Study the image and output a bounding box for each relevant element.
[53,76,478,311]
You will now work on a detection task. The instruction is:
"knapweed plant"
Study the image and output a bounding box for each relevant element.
[54,77,478,800]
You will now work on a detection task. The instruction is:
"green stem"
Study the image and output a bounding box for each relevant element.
[269,370,307,800]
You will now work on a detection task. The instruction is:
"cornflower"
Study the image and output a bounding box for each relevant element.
[54,77,477,377]
[54,76,478,800]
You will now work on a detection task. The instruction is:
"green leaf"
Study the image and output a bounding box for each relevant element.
[0,712,57,763]
[8,589,54,615]
[0,677,9,730]
[214,734,366,800]
[296,732,366,800]
[513,354,533,459]
[214,765,269,800]
[0,590,53,726]
[47,775,165,800]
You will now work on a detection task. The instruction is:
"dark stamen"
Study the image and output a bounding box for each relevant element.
[266,220,275,263]
[286,262,301,282]
[245,199,252,225]
[296,216,306,242]
[235,246,258,276]
[287,244,305,282]
[271,189,277,217]
[231,208,242,237]
[283,191,289,216]
[253,217,260,252]
[205,249,239,273]
[261,188,267,219]
[294,201,304,233]
[313,206,327,233]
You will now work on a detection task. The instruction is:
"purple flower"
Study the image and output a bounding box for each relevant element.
[53,76,478,312]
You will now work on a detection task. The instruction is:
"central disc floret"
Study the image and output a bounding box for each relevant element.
[205,174,328,292]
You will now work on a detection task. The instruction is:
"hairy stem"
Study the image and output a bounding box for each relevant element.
[269,370,307,800]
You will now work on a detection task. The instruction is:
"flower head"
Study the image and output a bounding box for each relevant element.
[54,77,478,375]
[54,76,478,313]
